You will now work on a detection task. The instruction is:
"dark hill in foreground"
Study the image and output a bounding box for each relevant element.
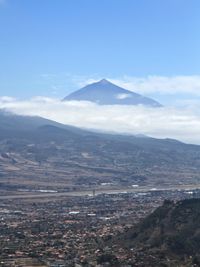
[118,198,200,266]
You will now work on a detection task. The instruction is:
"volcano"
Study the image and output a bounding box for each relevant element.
[63,79,162,107]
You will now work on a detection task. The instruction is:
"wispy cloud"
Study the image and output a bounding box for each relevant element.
[38,73,200,101]
[1,97,200,144]
[82,75,200,96]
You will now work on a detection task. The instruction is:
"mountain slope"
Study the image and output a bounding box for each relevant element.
[1,110,200,191]
[118,198,200,266]
[0,110,89,139]
[63,79,162,107]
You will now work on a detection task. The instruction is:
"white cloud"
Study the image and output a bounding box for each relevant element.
[1,97,200,144]
[116,93,132,100]
[0,96,16,102]
[37,73,200,102]
[82,75,200,96]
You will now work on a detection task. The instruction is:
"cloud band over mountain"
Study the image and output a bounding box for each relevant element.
[1,97,200,144]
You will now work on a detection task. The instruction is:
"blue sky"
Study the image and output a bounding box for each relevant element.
[1,0,200,143]
[0,0,199,99]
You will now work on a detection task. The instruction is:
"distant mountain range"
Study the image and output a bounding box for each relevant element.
[63,79,162,107]
[1,110,200,191]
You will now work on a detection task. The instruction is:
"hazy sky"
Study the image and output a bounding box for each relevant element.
[0,0,199,100]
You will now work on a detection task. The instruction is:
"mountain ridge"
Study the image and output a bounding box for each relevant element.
[1,110,200,190]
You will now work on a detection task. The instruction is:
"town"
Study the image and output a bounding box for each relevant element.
[0,188,199,267]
